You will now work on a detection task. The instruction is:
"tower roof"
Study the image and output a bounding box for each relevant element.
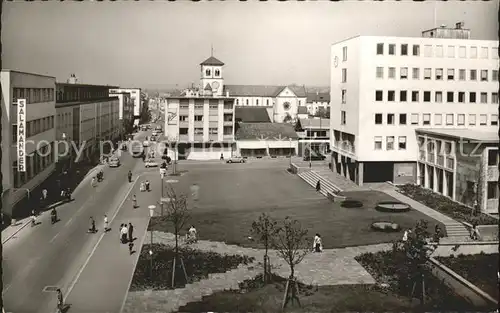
[200,56,224,66]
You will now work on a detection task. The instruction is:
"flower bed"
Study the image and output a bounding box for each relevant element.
[398,184,497,225]
[436,253,499,301]
[130,243,254,291]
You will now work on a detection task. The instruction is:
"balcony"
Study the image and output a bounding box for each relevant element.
[419,150,426,161]
[223,120,233,126]
[427,152,435,163]
[437,155,444,166]
[446,156,454,169]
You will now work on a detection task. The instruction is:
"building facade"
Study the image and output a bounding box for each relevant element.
[1,70,56,216]
[295,118,330,157]
[108,90,134,138]
[109,88,142,124]
[306,91,330,116]
[416,129,498,214]
[329,24,499,185]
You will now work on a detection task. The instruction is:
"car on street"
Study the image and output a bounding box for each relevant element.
[145,159,159,168]
[303,153,326,161]
[109,157,120,167]
[226,156,246,163]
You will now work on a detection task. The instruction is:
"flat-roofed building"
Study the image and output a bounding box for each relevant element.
[109,87,142,125]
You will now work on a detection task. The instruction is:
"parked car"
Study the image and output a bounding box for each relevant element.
[109,157,120,167]
[226,156,246,164]
[145,159,158,168]
[303,154,326,161]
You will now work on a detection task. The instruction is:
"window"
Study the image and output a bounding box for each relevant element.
[491,114,498,126]
[205,69,211,76]
[423,91,431,102]
[480,92,488,104]
[412,45,420,56]
[341,111,346,125]
[398,136,407,150]
[246,99,249,105]
[424,45,432,57]
[387,91,395,101]
[388,67,396,79]
[493,47,499,59]
[209,103,218,109]
[424,68,431,80]
[458,46,466,58]
[400,90,407,102]
[459,69,466,80]
[386,136,395,150]
[469,92,476,103]
[447,69,455,80]
[412,67,420,79]
[480,47,488,59]
[480,70,488,81]
[435,68,443,80]
[388,44,395,55]
[488,149,498,166]
[215,69,220,77]
[492,93,498,104]
[493,70,498,81]
[435,91,442,103]
[399,113,407,125]
[470,70,477,81]
[375,113,383,124]
[469,114,476,125]
[447,45,455,58]
[376,67,384,78]
[266,99,269,105]
[179,115,188,122]
[194,115,203,121]
[209,128,218,134]
[423,113,431,125]
[401,44,408,56]
[341,69,347,82]
[411,113,419,125]
[376,43,384,55]
[342,46,347,61]
[446,114,454,125]
[399,67,408,79]
[436,45,443,57]
[446,92,454,103]
[374,136,382,150]
[387,113,395,125]
[194,128,204,135]
[435,114,442,125]
[487,182,498,199]
[341,90,347,104]
[457,114,465,125]
[179,128,188,135]
[411,91,419,102]
[236,99,239,105]
[458,92,465,103]
[479,114,487,125]
[470,46,477,58]
[375,90,383,101]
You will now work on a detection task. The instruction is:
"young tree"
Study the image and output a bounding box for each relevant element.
[251,213,279,283]
[271,217,310,310]
[164,184,191,287]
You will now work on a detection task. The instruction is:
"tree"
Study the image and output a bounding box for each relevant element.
[271,217,310,310]
[313,107,329,119]
[251,213,279,283]
[283,113,293,124]
[163,184,191,287]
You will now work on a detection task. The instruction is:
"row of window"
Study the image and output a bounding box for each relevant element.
[204,69,221,77]
[374,113,498,127]
[374,90,498,104]
[56,87,110,103]
[375,42,498,60]
[236,98,273,106]
[178,114,234,122]
[57,112,72,130]
[12,88,55,104]
[12,116,55,143]
[12,142,55,188]
[178,126,233,136]
[375,67,498,82]
[179,103,234,110]
[374,136,407,151]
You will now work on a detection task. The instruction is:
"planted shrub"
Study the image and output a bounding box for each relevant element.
[371,222,401,232]
[341,200,364,208]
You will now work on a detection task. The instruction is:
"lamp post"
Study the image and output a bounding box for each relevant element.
[309,122,312,169]
[289,138,292,168]
[148,205,156,278]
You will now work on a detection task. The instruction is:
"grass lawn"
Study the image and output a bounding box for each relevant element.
[151,167,446,248]
[436,253,499,301]
[176,274,418,313]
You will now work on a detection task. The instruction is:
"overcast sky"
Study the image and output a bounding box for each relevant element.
[2,1,498,89]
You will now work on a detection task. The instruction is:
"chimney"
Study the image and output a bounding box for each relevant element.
[455,22,464,29]
[226,91,229,97]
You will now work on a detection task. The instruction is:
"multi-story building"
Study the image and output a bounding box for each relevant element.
[1,70,56,216]
[306,91,330,116]
[416,128,498,214]
[109,87,142,125]
[109,90,134,138]
[295,118,330,157]
[329,23,499,185]
[56,82,120,162]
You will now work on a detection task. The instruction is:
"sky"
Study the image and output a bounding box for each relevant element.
[2,1,498,90]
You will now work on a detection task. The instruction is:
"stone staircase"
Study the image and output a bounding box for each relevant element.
[442,222,471,238]
[313,168,366,192]
[298,170,342,197]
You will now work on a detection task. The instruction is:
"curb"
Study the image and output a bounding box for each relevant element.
[2,220,31,244]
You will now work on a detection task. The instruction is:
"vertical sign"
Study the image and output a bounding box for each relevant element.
[17,99,26,172]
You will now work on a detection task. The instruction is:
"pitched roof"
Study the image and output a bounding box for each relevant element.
[224,85,283,97]
[204,83,212,91]
[200,56,224,66]
[286,85,307,97]
[235,107,271,123]
[297,106,308,114]
[298,118,330,130]
[306,92,330,102]
[235,123,299,140]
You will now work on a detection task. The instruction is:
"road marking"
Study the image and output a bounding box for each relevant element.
[64,217,74,228]
[62,173,147,305]
[49,233,60,244]
[3,256,40,295]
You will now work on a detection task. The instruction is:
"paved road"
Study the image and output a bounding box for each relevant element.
[2,132,149,313]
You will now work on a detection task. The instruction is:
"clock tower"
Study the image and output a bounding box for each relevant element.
[200,56,224,96]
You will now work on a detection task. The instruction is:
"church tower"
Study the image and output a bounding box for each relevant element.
[200,55,224,97]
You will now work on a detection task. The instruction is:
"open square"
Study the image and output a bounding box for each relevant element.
[151,163,446,248]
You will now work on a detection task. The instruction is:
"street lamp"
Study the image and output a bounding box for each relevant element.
[289,138,292,168]
[148,205,156,278]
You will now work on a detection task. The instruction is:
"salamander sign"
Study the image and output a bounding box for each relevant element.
[17,99,26,172]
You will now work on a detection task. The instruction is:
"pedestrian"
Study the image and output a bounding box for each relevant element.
[145,180,150,192]
[89,216,96,233]
[132,195,137,208]
[128,170,132,183]
[104,215,109,232]
[128,222,134,242]
[402,229,411,242]
[91,177,97,188]
[470,222,481,241]
[42,188,48,200]
[128,241,134,254]
[56,288,64,313]
[316,180,321,192]
[119,224,124,242]
[31,210,37,227]
[313,233,323,252]
[121,224,128,244]
[140,181,146,192]
[220,153,224,160]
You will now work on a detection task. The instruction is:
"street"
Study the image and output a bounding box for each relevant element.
[2,132,149,313]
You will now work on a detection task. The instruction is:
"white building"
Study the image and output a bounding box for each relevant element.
[109,87,142,124]
[1,70,56,216]
[306,91,330,116]
[330,23,499,185]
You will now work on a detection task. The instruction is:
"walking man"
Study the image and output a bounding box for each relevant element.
[56,288,64,313]
[316,180,321,192]
[128,222,134,243]
[121,224,128,244]
[132,195,137,208]
[145,180,150,192]
[103,215,109,232]
[128,170,133,183]
[89,216,97,233]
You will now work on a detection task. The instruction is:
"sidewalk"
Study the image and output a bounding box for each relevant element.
[63,172,160,313]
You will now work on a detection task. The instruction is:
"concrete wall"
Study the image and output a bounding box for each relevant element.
[393,162,417,184]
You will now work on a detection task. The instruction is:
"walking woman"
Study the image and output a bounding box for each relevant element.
[316,180,321,192]
[313,233,323,252]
